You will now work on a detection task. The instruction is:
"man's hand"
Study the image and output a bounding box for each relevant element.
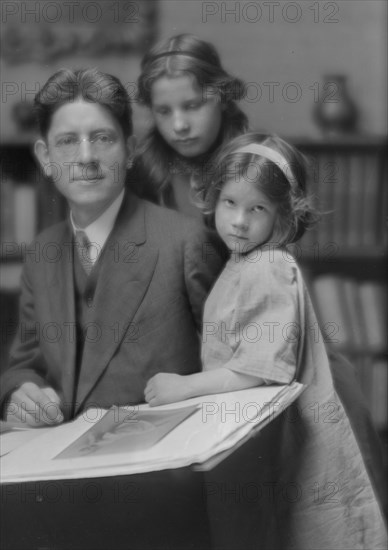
[144,373,188,407]
[5,382,64,427]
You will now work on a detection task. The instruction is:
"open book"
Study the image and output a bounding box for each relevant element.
[0,382,304,482]
[55,405,198,459]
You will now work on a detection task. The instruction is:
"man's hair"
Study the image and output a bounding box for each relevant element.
[34,67,132,139]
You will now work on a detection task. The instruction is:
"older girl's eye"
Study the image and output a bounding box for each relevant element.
[154,107,170,116]
[253,205,265,213]
[186,102,201,110]
[224,199,235,207]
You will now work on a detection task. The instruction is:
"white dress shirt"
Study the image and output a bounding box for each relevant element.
[70,189,125,264]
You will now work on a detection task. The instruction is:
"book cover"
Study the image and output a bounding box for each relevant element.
[360,152,380,247]
[341,278,368,351]
[376,152,387,248]
[311,275,352,349]
[331,153,350,248]
[0,263,23,292]
[354,356,371,403]
[298,153,318,253]
[0,177,15,245]
[370,360,388,431]
[346,154,365,248]
[358,281,387,352]
[316,152,336,247]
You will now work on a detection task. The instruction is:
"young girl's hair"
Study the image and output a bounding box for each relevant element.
[201,133,319,246]
[131,34,249,204]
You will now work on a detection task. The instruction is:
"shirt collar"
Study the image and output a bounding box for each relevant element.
[70,189,125,251]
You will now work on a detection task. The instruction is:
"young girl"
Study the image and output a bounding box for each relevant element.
[131,33,249,217]
[145,132,318,403]
[145,133,387,549]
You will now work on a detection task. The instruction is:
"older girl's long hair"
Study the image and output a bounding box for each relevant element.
[130,34,249,205]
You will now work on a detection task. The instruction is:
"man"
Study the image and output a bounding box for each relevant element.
[0,68,223,425]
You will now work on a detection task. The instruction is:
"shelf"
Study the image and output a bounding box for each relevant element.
[338,347,388,358]
[0,139,37,148]
[288,134,387,150]
[291,244,387,266]
[0,253,25,263]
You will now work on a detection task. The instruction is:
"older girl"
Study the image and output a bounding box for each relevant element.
[131,33,248,216]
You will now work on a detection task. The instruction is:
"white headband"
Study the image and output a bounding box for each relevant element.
[233,144,297,191]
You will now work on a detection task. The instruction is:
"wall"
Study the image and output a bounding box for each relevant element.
[0,55,148,141]
[156,0,387,138]
[0,0,386,141]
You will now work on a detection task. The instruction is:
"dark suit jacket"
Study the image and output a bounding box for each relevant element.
[0,192,224,419]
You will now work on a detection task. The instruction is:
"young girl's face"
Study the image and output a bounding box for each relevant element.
[215,175,278,254]
[150,75,223,158]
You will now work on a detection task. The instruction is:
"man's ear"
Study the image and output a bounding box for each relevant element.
[34,139,52,177]
[126,135,137,169]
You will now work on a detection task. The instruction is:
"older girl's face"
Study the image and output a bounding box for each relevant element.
[150,75,223,158]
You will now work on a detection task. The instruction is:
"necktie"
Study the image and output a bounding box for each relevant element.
[75,230,93,275]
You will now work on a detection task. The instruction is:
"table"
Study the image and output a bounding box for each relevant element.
[1,413,284,550]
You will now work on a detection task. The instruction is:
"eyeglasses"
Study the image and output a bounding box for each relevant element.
[54,134,117,157]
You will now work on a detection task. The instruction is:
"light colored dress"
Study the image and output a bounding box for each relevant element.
[202,246,387,549]
[202,246,299,383]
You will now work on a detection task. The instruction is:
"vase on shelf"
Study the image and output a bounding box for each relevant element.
[313,75,358,135]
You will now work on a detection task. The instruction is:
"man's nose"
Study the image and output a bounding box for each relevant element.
[77,139,97,163]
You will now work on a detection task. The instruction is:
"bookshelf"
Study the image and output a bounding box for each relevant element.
[0,142,66,366]
[290,136,387,435]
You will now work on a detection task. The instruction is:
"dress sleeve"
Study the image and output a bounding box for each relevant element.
[223,252,299,384]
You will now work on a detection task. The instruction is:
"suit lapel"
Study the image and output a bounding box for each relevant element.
[74,193,159,413]
[46,222,77,410]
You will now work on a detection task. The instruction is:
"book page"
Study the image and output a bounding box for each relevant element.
[55,405,198,459]
[0,383,304,483]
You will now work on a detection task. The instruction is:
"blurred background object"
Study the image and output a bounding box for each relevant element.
[11,101,36,132]
[313,74,359,135]
[1,0,157,64]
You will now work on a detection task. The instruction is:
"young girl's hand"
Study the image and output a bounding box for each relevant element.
[144,373,188,406]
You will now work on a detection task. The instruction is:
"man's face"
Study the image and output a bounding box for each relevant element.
[35,100,134,225]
